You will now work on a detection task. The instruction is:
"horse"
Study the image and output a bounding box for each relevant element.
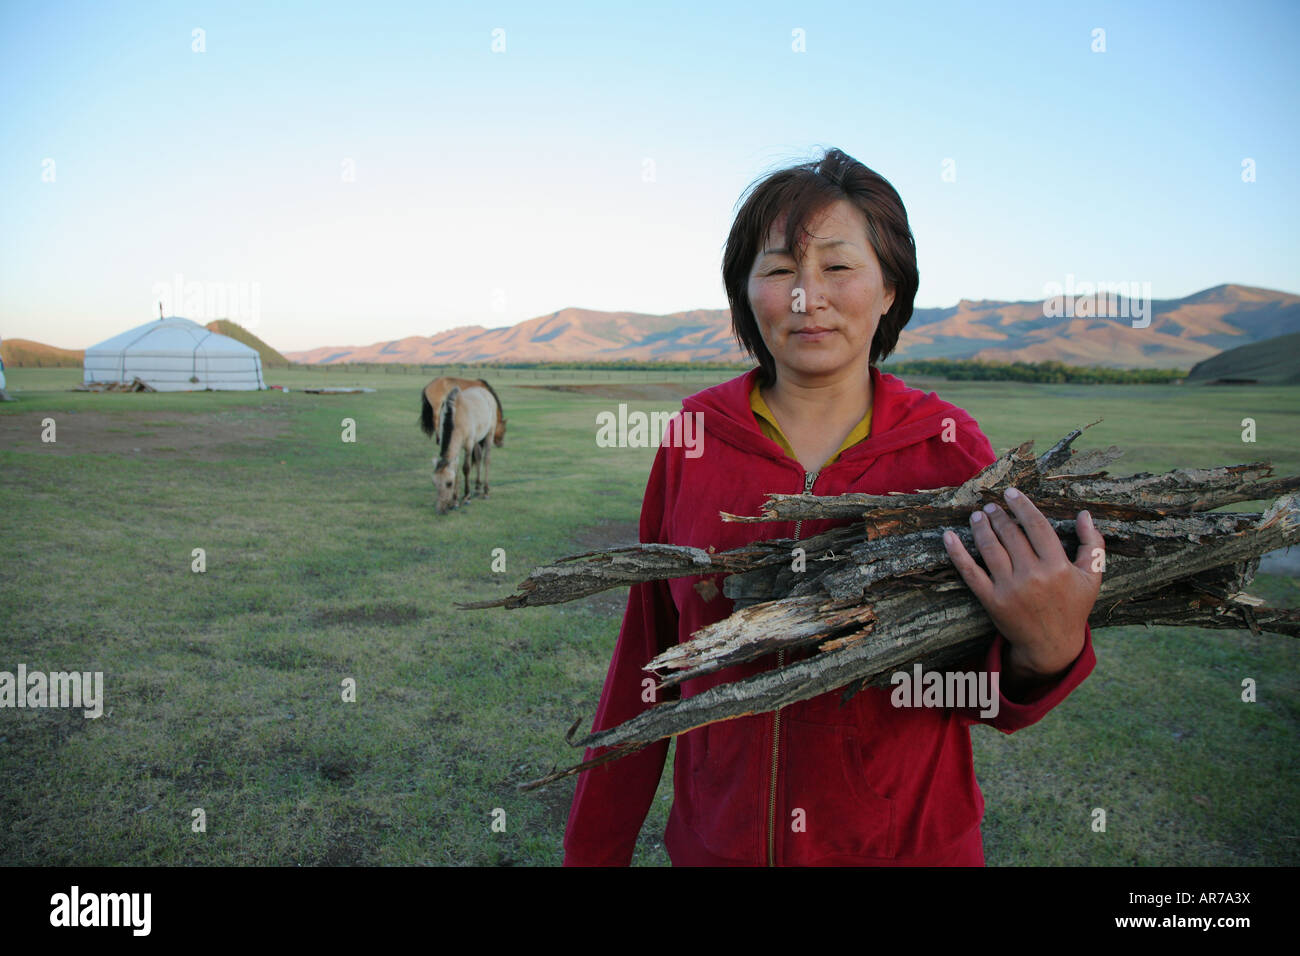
[421,376,506,500]
[432,384,498,514]
[420,377,506,450]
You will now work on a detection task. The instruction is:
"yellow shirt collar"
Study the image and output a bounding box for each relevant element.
[750,384,872,471]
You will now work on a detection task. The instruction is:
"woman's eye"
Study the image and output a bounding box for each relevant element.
[766,265,849,276]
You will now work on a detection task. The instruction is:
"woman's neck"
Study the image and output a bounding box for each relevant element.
[760,363,874,473]
[763,364,873,426]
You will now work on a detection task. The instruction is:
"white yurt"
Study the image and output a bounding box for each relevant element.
[83,317,265,391]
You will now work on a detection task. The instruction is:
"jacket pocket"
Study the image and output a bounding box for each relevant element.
[780,716,897,863]
[679,716,765,862]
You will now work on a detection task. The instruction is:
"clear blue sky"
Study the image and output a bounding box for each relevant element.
[2,0,1296,352]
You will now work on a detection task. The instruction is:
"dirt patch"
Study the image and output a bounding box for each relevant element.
[0,707,94,754]
[517,382,694,402]
[426,709,464,729]
[510,774,577,833]
[0,407,291,459]
[317,758,357,783]
[310,603,423,627]
[578,580,631,619]
[568,519,639,618]
[243,644,337,672]
[304,807,385,866]
[571,519,640,552]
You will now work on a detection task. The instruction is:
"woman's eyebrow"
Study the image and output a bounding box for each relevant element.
[759,238,853,258]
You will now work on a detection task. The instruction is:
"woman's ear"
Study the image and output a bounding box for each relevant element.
[883,284,896,317]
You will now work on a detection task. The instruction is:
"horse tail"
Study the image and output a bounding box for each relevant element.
[437,386,459,463]
[420,388,436,437]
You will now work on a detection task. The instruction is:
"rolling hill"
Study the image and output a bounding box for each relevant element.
[205,319,290,368]
[1187,330,1300,384]
[287,307,744,366]
[0,338,84,368]
[284,284,1299,369]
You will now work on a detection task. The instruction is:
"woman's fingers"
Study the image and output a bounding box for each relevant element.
[1073,509,1107,576]
[978,501,1035,572]
[943,529,994,603]
[1000,488,1064,562]
[968,508,1013,581]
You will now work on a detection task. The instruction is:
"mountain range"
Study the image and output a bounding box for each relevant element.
[5,284,1295,370]
[284,284,1299,369]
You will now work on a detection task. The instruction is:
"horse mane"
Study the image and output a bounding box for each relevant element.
[419,386,437,436]
[475,378,504,420]
[437,386,459,465]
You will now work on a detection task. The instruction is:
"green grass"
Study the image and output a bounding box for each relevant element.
[1,366,1296,865]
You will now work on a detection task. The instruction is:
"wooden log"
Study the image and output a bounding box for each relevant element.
[451,429,1300,791]
[727,510,1273,610]
[460,432,1299,610]
[724,463,1294,525]
[555,494,1299,771]
[516,559,1294,793]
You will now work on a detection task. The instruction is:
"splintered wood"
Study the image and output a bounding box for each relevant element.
[461,429,1300,790]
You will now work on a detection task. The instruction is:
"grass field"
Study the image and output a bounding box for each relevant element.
[1,366,1297,866]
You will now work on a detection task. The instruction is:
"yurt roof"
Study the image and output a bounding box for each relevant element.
[85,317,260,357]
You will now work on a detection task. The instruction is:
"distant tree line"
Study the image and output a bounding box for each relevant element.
[474,359,751,372]
[882,359,1187,384]
[286,356,1187,384]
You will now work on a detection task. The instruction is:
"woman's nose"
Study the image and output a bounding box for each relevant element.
[792,270,828,311]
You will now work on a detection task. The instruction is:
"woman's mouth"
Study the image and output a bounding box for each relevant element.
[793,326,834,342]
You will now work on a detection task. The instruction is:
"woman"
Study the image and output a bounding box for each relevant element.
[564,148,1104,866]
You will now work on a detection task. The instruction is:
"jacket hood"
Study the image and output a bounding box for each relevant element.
[681,365,977,468]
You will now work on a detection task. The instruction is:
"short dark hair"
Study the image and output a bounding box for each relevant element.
[722,147,919,386]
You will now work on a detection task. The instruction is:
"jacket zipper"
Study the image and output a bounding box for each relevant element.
[768,467,818,866]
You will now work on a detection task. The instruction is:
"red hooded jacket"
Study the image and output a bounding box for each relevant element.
[563,366,1095,866]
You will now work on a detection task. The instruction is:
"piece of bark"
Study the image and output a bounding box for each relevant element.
[551,494,1299,773]
[516,558,1292,793]
[461,423,1297,612]
[727,510,1276,610]
[461,463,1298,610]
[724,463,1293,526]
[508,520,1300,784]
[451,429,1300,791]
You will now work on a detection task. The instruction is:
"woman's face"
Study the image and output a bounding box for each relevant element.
[746,199,895,386]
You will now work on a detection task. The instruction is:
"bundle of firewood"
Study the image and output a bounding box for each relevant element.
[74,377,157,393]
[462,429,1300,789]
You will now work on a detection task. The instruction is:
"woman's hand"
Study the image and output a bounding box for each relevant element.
[942,487,1105,690]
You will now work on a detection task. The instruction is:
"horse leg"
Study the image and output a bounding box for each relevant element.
[475,437,489,496]
[471,440,484,496]
[481,440,491,498]
[460,450,472,506]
